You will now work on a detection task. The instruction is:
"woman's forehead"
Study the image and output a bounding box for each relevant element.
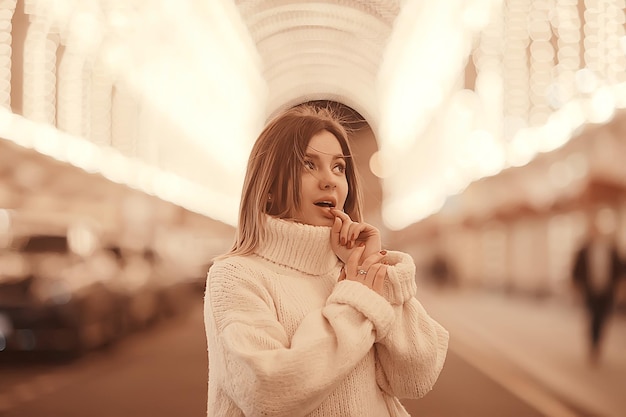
[306,130,344,156]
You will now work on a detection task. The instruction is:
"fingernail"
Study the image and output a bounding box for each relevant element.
[379,250,387,255]
[358,242,365,247]
[341,237,346,245]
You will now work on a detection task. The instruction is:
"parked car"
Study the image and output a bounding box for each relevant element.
[102,245,162,331]
[0,233,123,358]
[102,245,202,329]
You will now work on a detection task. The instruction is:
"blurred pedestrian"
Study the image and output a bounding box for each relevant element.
[203,104,449,416]
[572,204,624,365]
[428,253,457,288]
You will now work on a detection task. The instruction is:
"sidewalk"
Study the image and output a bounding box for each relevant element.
[418,286,626,417]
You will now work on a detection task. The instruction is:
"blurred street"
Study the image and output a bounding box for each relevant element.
[418,287,626,417]
[1,286,623,417]
[1,1,626,416]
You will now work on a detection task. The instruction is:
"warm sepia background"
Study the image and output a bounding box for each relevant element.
[0,1,625,416]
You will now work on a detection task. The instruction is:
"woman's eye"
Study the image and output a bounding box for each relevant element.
[334,163,346,174]
[304,160,315,169]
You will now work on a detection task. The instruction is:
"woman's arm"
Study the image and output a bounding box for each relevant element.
[205,260,394,417]
[374,251,450,399]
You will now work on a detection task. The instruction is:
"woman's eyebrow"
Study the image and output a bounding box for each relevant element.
[306,147,348,159]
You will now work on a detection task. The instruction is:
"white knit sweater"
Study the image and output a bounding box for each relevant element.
[204,216,448,417]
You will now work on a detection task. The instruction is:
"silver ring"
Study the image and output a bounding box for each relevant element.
[357,269,367,275]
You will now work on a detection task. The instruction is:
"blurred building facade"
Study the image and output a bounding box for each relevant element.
[392,114,626,301]
[0,0,624,301]
[0,0,237,262]
[389,1,626,303]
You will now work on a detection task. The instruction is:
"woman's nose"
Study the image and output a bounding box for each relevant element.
[319,171,337,189]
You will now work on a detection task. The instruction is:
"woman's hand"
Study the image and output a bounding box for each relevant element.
[338,244,387,295]
[330,209,382,265]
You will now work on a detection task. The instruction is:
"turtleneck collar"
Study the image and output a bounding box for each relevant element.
[254,215,340,276]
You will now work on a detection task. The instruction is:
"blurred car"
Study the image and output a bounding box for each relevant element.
[149,249,209,317]
[101,246,163,331]
[104,245,204,327]
[0,233,123,357]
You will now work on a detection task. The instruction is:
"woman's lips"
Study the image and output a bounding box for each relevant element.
[316,205,335,219]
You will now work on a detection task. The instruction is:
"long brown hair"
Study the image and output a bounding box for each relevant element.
[222,103,364,258]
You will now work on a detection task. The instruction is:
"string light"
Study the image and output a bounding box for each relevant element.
[3,0,626,230]
[0,0,16,109]
[22,7,57,125]
[528,0,555,127]
[89,58,113,147]
[503,0,531,128]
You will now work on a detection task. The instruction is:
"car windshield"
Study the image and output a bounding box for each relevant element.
[3,235,74,281]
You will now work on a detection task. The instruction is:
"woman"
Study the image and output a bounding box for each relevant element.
[204,104,449,417]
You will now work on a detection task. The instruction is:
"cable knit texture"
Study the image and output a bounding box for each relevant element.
[204,215,449,417]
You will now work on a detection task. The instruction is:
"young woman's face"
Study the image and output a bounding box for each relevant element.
[293,130,349,227]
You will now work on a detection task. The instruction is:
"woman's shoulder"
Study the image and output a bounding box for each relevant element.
[207,255,275,300]
[210,254,258,274]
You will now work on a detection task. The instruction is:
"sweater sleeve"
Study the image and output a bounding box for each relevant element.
[374,251,450,399]
[205,260,394,417]
[381,251,418,306]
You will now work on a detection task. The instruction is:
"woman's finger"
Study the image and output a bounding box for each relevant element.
[372,264,388,295]
[359,250,387,272]
[331,209,351,222]
[338,266,346,281]
[340,220,352,247]
[363,263,381,289]
[346,244,366,276]
[331,216,342,246]
[347,222,366,249]
[331,210,353,246]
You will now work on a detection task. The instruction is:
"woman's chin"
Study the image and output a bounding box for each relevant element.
[317,218,334,227]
